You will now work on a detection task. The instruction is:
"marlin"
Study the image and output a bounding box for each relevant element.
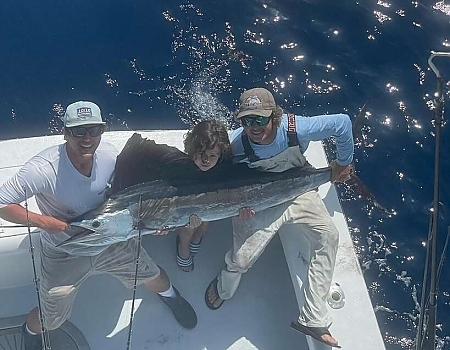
[59,133,333,248]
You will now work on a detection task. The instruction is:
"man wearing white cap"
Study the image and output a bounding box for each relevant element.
[205,88,353,348]
[0,101,197,350]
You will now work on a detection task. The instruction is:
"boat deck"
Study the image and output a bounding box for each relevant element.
[0,221,304,350]
[0,131,386,350]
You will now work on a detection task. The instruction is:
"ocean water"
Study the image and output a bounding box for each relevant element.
[1,1,450,349]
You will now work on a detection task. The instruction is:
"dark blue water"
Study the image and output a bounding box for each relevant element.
[1,1,450,348]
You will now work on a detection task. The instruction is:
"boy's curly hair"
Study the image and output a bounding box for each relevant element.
[184,120,232,161]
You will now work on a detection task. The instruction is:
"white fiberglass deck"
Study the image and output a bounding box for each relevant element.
[0,131,386,350]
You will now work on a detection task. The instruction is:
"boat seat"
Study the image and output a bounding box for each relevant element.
[0,228,42,289]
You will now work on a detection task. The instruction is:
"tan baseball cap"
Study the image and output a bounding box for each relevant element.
[63,101,106,128]
[235,88,276,119]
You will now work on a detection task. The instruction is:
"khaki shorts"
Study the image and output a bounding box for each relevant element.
[39,237,160,330]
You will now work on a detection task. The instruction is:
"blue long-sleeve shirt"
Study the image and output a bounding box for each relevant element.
[230,113,354,166]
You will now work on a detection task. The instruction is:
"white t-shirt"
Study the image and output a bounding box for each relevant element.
[0,141,118,255]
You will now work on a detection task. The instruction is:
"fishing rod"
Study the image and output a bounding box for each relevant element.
[415,51,450,350]
[24,188,52,350]
[125,194,144,350]
[0,224,37,229]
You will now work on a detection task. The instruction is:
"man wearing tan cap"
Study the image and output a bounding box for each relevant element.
[205,88,353,348]
[0,101,197,350]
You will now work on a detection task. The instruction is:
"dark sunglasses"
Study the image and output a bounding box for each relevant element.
[68,126,104,138]
[240,116,271,127]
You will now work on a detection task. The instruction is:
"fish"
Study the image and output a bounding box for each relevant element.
[59,133,333,248]
[349,102,395,216]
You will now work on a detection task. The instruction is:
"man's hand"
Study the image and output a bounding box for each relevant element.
[238,207,255,220]
[0,204,69,234]
[330,161,353,183]
[38,216,70,234]
[186,214,203,229]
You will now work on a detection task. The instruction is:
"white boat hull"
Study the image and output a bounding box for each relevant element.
[0,131,385,349]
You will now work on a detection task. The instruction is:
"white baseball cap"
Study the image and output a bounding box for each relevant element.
[63,101,106,128]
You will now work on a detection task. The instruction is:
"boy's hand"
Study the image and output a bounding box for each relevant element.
[238,207,255,220]
[186,214,202,229]
[154,229,170,235]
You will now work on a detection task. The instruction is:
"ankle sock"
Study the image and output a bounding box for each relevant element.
[25,323,38,336]
[158,285,176,298]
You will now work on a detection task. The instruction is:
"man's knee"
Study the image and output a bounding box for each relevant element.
[40,287,76,331]
[324,225,339,247]
[313,226,339,262]
[226,251,252,273]
[43,313,69,331]
[235,256,252,272]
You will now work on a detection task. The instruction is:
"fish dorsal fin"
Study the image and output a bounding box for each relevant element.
[103,180,178,214]
[111,180,177,199]
[111,133,194,194]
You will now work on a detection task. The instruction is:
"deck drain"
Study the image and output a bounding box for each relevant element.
[327,282,346,309]
[0,315,90,350]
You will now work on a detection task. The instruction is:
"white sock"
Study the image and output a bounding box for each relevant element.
[158,285,176,298]
[25,323,38,336]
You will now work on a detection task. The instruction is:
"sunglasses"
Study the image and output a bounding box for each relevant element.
[68,126,104,138]
[240,116,271,127]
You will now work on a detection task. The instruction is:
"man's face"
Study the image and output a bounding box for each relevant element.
[64,125,104,161]
[192,146,221,171]
[241,115,276,145]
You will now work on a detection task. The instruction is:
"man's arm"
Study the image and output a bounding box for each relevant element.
[323,114,354,182]
[0,204,69,234]
[296,113,354,166]
[294,113,354,181]
[0,156,69,234]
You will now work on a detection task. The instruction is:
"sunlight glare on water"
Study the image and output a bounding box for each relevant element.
[1,0,450,349]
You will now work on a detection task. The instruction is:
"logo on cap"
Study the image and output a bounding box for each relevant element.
[243,95,263,109]
[77,107,93,119]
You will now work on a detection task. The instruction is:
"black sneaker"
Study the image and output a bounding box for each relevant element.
[21,323,42,350]
[158,287,197,329]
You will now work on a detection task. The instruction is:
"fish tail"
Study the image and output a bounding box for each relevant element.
[345,174,394,215]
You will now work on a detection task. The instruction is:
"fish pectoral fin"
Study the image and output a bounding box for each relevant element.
[57,225,97,247]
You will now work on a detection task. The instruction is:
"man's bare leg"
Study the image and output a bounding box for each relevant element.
[25,307,41,334]
[144,266,170,293]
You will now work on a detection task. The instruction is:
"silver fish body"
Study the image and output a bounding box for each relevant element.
[61,166,332,248]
